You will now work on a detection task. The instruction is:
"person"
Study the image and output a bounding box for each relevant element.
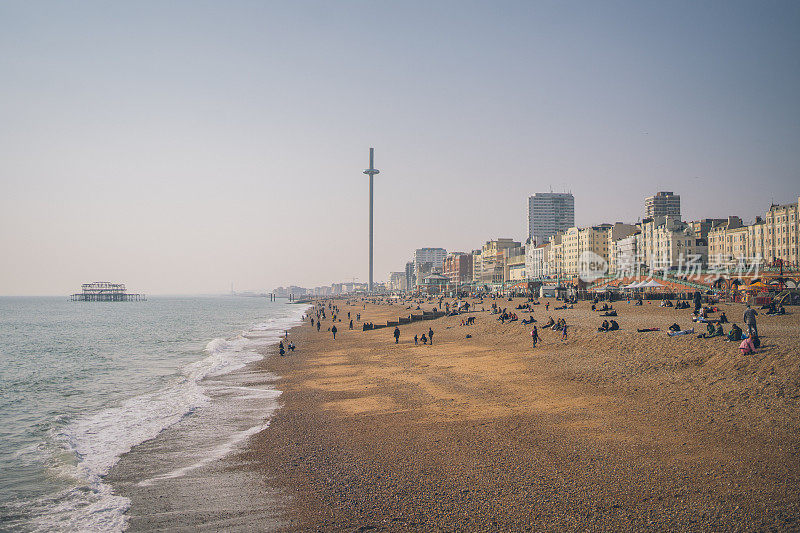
[545,302,550,311]
[421,333,428,345]
[414,334,418,345]
[331,324,338,339]
[668,323,681,333]
[531,326,539,348]
[544,316,555,328]
[428,328,434,345]
[719,312,728,323]
[743,305,758,338]
[728,323,743,342]
[598,320,609,332]
[279,341,285,356]
[561,324,568,341]
[349,319,354,330]
[393,326,400,344]
[609,320,619,331]
[740,336,755,355]
[317,321,321,332]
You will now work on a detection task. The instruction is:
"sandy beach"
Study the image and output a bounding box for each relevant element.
[244,296,800,530]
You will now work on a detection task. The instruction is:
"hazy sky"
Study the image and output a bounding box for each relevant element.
[1,1,798,295]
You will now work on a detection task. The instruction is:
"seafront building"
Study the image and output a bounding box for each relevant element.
[388,272,407,291]
[412,248,447,288]
[385,195,797,296]
[708,197,800,269]
[442,252,473,285]
[645,191,681,219]
[636,216,708,273]
[473,238,521,286]
[527,192,574,246]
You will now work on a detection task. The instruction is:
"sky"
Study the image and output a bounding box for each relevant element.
[1,1,798,295]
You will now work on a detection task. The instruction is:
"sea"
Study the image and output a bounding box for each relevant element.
[0,296,307,531]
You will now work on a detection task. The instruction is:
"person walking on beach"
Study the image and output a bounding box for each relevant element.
[545,302,550,311]
[414,334,418,345]
[743,305,758,338]
[531,325,538,348]
[428,328,434,345]
[349,319,353,330]
[316,321,321,332]
[561,324,568,341]
[331,324,338,339]
[393,327,400,344]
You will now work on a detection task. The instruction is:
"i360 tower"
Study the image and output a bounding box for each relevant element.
[363,148,380,293]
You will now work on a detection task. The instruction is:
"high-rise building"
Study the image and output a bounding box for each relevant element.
[412,248,447,287]
[645,191,681,219]
[527,193,575,246]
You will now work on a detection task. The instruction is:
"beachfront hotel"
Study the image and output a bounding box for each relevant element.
[527,192,574,246]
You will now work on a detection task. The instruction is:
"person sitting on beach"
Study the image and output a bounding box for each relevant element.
[609,320,619,331]
[598,320,610,332]
[591,303,597,311]
[719,312,728,323]
[668,323,681,333]
[740,336,756,355]
[727,323,743,341]
[544,316,555,328]
[421,333,428,345]
[289,342,296,352]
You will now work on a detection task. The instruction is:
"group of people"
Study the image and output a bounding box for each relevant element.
[598,319,619,332]
[278,340,296,356]
[390,326,436,346]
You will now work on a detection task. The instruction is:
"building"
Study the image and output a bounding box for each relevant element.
[526,242,551,279]
[610,232,640,276]
[442,252,473,285]
[504,245,527,282]
[527,192,575,246]
[405,261,416,291]
[474,238,521,285]
[707,197,800,270]
[638,216,707,273]
[388,272,407,291]
[764,198,799,267]
[412,248,447,288]
[645,191,681,219]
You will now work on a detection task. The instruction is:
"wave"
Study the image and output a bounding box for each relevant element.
[22,305,309,532]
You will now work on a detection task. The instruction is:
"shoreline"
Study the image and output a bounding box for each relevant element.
[106,305,309,532]
[243,297,800,530]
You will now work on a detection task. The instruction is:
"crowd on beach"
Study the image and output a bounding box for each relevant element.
[293,287,793,361]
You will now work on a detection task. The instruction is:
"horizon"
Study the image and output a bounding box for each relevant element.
[2,1,798,296]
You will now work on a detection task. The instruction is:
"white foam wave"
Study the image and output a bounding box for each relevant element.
[28,304,310,532]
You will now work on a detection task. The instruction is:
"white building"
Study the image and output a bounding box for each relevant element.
[525,242,551,279]
[527,192,575,246]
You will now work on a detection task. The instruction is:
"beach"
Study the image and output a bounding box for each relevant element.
[245,296,800,530]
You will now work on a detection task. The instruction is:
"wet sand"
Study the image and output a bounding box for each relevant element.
[245,297,800,530]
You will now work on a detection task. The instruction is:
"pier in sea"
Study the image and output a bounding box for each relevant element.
[71,282,146,302]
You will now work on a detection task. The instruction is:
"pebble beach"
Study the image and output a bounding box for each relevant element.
[240,296,800,530]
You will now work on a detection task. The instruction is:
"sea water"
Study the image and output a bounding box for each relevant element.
[0,296,306,531]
